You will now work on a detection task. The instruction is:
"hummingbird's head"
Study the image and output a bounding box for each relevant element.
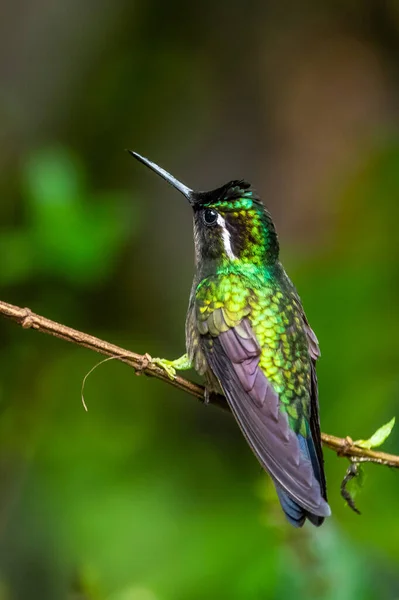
[129,152,279,274]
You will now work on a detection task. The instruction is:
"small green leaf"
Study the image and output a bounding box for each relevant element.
[354,417,395,449]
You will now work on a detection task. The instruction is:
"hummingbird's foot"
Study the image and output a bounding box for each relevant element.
[204,387,211,405]
[151,358,177,380]
[151,354,192,380]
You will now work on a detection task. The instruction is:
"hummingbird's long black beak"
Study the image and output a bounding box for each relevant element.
[128,151,194,203]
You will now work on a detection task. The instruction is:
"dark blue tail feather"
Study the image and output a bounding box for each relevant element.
[276,432,326,528]
[276,487,306,527]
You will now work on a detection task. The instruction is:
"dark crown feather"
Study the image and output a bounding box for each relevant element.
[194,179,259,207]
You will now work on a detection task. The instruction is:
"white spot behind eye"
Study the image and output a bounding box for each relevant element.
[217,214,236,260]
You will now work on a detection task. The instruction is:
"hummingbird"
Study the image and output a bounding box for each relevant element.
[129,151,331,527]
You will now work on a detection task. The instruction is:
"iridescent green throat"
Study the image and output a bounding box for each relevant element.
[201,195,279,270]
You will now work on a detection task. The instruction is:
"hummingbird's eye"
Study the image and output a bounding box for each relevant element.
[203,208,218,226]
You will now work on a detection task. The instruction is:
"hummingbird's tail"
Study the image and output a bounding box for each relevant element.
[275,486,324,527]
[275,430,328,527]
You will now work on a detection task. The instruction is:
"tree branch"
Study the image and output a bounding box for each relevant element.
[1,299,398,469]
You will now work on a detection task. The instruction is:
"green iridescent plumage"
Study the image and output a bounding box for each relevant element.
[130,151,330,528]
[194,264,312,436]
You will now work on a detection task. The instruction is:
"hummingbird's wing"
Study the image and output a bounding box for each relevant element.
[302,314,328,503]
[201,314,330,523]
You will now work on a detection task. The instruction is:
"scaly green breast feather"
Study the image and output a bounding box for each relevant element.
[195,267,312,435]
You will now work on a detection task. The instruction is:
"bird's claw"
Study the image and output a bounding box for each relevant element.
[151,357,177,380]
[204,387,211,405]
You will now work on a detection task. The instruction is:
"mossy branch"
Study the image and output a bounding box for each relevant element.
[1,299,398,469]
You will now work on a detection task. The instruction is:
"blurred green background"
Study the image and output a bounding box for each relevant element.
[1,1,399,598]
